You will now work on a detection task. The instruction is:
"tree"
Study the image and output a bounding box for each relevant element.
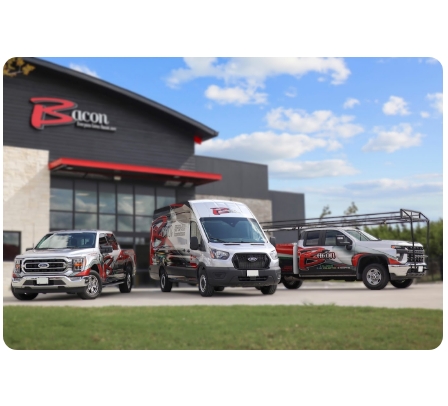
[319,205,331,219]
[344,202,358,215]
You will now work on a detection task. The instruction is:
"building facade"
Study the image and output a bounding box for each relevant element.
[3,57,304,287]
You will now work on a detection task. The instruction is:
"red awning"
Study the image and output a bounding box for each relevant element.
[48,157,222,186]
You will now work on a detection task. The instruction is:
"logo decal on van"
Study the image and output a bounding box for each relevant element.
[211,207,231,215]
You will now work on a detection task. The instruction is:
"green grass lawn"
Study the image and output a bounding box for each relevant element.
[3,305,442,350]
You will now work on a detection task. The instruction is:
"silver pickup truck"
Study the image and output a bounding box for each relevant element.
[11,230,137,300]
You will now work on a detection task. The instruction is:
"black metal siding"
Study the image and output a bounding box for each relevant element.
[3,66,195,170]
[195,156,269,199]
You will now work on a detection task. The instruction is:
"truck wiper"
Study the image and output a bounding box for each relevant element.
[208,236,227,243]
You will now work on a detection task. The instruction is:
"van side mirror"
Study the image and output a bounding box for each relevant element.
[100,245,113,254]
[190,236,199,251]
[269,236,276,248]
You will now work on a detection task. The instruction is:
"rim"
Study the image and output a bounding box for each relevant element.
[366,268,382,286]
[161,274,166,288]
[86,275,99,296]
[199,274,207,292]
[126,273,132,289]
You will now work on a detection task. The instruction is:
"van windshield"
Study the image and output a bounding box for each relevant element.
[200,217,266,243]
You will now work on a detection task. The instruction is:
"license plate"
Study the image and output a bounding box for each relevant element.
[247,270,259,277]
[418,266,423,272]
[36,277,49,285]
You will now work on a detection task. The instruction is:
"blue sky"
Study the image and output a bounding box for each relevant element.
[41,57,443,220]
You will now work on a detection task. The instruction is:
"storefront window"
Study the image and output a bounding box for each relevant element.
[117,184,133,215]
[118,215,133,231]
[51,211,73,229]
[99,214,115,231]
[3,231,21,261]
[99,183,116,214]
[51,188,73,211]
[157,187,176,208]
[135,186,155,215]
[75,180,97,213]
[75,213,97,229]
[135,216,152,233]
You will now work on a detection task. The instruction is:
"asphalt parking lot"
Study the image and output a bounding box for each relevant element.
[3,281,443,309]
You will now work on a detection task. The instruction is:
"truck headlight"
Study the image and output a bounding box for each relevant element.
[71,257,85,272]
[210,248,230,260]
[270,250,278,260]
[14,259,21,272]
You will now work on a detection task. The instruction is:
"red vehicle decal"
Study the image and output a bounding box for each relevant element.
[211,207,231,215]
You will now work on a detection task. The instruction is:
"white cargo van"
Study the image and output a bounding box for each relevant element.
[149,200,281,297]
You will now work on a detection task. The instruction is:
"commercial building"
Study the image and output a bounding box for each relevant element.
[3,57,304,286]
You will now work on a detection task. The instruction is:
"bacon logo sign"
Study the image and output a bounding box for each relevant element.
[211,207,231,215]
[30,97,77,130]
[297,247,330,269]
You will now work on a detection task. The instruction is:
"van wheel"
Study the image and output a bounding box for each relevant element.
[260,284,277,295]
[282,277,303,289]
[11,287,38,301]
[77,270,102,300]
[214,286,225,292]
[160,268,172,292]
[390,279,413,289]
[119,264,133,293]
[198,268,214,297]
[362,264,389,290]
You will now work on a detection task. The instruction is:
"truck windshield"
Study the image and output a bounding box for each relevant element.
[345,230,380,241]
[35,232,96,249]
[200,217,266,243]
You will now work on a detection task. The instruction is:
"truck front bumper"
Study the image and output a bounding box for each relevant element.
[11,275,89,294]
[388,264,427,280]
[205,267,281,287]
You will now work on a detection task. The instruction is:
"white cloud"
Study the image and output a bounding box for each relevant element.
[420,111,430,118]
[343,98,360,109]
[362,124,423,153]
[166,57,351,105]
[382,96,410,116]
[269,159,358,179]
[204,84,267,105]
[265,107,364,138]
[284,87,297,98]
[426,92,443,114]
[196,131,331,162]
[69,63,99,78]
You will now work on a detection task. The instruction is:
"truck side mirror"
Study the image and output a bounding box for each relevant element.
[336,236,352,250]
[26,247,34,251]
[100,245,113,254]
[190,236,199,250]
[269,236,277,248]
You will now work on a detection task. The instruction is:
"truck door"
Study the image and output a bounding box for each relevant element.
[108,233,125,279]
[99,233,115,279]
[321,230,355,276]
[186,221,203,282]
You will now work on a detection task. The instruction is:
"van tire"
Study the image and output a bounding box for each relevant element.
[198,268,214,297]
[160,268,172,292]
[390,279,413,289]
[260,284,277,295]
[362,264,389,290]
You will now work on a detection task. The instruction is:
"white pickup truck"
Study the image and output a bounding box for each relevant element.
[11,230,137,300]
[262,209,429,290]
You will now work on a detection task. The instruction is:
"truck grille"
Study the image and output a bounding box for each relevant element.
[407,247,425,263]
[22,258,68,273]
[232,253,270,270]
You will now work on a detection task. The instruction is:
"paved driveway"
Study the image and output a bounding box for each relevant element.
[3,281,443,309]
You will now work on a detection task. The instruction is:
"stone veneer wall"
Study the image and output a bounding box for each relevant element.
[194,194,272,223]
[3,146,50,297]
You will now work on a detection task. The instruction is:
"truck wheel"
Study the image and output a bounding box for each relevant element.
[362,264,389,290]
[282,278,303,289]
[160,268,172,292]
[214,286,225,292]
[77,270,102,300]
[198,268,214,297]
[119,264,133,293]
[390,279,413,289]
[260,284,277,295]
[11,287,38,301]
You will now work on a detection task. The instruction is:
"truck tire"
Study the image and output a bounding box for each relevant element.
[160,268,172,292]
[282,278,303,289]
[214,286,225,292]
[362,264,389,290]
[390,279,413,289]
[77,270,102,300]
[119,264,133,293]
[198,268,214,297]
[11,287,38,301]
[260,284,277,295]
